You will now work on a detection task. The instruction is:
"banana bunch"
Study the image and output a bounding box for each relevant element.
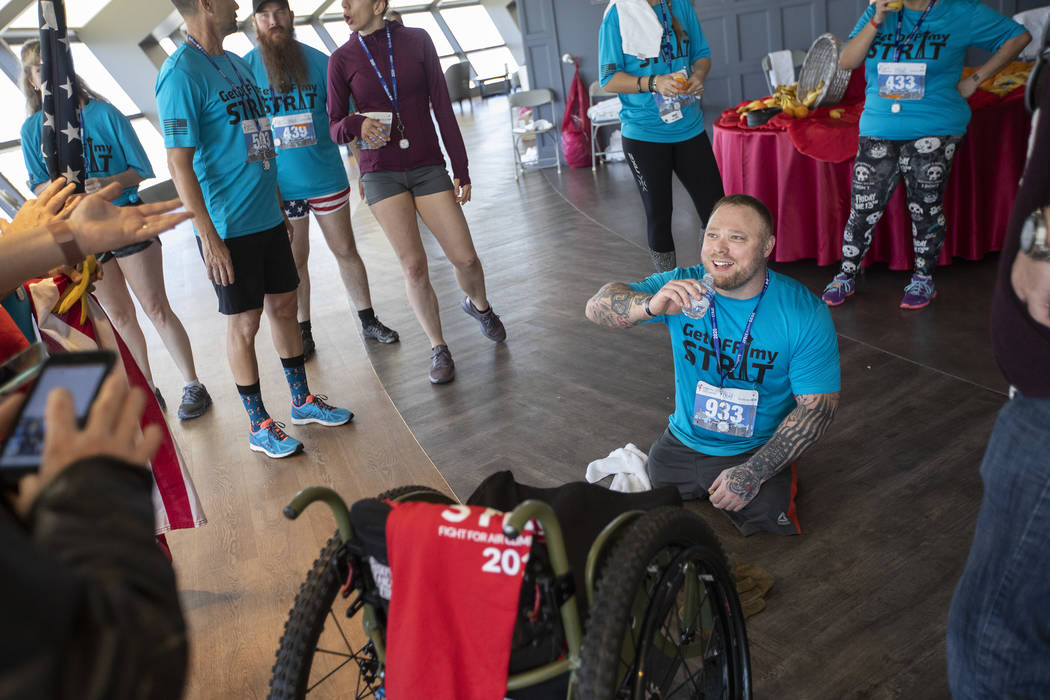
[737,81,825,120]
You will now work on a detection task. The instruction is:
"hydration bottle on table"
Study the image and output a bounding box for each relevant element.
[682,273,715,319]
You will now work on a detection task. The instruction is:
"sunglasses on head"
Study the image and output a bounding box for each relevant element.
[1027,39,1050,114]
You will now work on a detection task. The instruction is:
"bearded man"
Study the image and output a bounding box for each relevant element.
[245,0,398,357]
[585,194,841,536]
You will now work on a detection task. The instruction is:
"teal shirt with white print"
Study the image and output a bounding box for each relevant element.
[243,42,349,202]
[598,0,711,143]
[849,0,1025,140]
[630,267,841,456]
[155,42,282,240]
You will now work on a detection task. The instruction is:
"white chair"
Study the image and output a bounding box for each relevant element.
[509,89,562,180]
[1014,7,1049,62]
[761,49,807,94]
[588,80,622,172]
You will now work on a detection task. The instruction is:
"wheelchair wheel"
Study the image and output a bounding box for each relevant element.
[268,485,453,699]
[577,507,751,700]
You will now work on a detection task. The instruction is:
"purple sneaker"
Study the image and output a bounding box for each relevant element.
[821,273,856,306]
[900,273,936,309]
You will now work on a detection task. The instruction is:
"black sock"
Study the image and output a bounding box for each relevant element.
[358,308,376,324]
[299,320,312,334]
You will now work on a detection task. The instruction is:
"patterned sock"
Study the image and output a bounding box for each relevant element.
[237,382,269,432]
[281,355,310,407]
[358,307,376,324]
[649,249,677,272]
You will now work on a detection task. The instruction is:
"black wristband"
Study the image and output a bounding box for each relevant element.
[644,296,656,317]
[648,75,656,92]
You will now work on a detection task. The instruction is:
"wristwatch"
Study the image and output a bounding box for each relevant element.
[1019,209,1050,262]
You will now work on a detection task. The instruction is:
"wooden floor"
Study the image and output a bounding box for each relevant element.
[143,96,1008,698]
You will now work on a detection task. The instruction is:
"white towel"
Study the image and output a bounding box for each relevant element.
[606,0,664,60]
[586,443,653,493]
[587,97,623,122]
[1014,8,1049,62]
[767,50,796,90]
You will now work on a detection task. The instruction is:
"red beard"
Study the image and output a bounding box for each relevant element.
[257,26,310,95]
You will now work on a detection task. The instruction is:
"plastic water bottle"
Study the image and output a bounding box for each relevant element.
[682,273,715,319]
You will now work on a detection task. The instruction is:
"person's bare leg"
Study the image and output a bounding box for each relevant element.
[414,189,489,310]
[263,289,305,358]
[370,192,444,347]
[288,216,312,322]
[314,203,372,310]
[92,258,155,387]
[226,307,264,385]
[117,244,199,383]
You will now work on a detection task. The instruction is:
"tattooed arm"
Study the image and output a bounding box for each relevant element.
[708,392,839,512]
[585,279,705,329]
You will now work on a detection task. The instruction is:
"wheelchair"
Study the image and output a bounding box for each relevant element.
[267,472,752,699]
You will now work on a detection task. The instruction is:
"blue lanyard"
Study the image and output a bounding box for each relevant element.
[357,25,399,116]
[656,0,675,66]
[892,0,937,63]
[186,35,265,124]
[709,271,769,387]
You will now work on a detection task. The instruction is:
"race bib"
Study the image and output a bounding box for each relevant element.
[242,117,276,162]
[271,112,316,149]
[877,62,926,100]
[692,381,759,438]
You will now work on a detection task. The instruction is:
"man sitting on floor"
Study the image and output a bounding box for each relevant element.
[585,194,840,535]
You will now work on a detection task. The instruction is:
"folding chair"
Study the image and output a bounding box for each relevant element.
[509,88,562,180]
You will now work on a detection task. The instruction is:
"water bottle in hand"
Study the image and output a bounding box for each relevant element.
[682,273,715,319]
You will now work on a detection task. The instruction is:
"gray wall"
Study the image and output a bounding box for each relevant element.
[520,0,1044,147]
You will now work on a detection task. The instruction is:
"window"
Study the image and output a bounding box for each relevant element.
[159,37,179,56]
[466,46,517,80]
[130,117,168,188]
[323,19,350,47]
[294,24,330,54]
[440,5,502,52]
[70,43,138,115]
[389,0,431,8]
[401,11,453,55]
[9,0,112,28]
[222,31,255,57]
[288,0,328,15]
[0,72,28,143]
[0,145,33,199]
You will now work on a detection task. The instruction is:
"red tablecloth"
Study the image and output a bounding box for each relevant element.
[712,86,1031,270]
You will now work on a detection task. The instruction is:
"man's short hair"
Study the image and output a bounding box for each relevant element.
[709,194,774,239]
[170,0,199,17]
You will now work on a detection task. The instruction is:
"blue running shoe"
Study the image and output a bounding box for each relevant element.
[290,394,353,427]
[249,418,303,459]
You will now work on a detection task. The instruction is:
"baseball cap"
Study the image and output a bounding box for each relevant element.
[253,0,290,13]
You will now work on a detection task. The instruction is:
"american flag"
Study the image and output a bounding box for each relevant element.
[38,0,84,190]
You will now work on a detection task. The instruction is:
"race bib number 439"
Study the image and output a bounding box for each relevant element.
[271,112,317,149]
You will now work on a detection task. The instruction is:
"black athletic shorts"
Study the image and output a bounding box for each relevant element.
[196,222,299,315]
[647,427,801,536]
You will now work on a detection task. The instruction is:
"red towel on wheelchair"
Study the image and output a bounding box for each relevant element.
[385,501,533,700]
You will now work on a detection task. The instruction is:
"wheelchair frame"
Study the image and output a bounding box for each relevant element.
[269,484,751,699]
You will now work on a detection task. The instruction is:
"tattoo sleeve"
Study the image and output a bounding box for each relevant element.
[728,393,839,499]
[585,282,652,329]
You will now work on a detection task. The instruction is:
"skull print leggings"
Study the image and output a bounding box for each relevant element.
[838,134,963,277]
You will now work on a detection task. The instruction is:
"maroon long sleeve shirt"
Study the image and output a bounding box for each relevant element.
[327,22,470,185]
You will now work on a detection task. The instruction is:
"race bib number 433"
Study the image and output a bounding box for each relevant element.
[877,62,927,100]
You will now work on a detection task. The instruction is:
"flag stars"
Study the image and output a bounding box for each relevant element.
[62,166,80,184]
[61,121,81,144]
[40,80,51,99]
[42,111,55,130]
[60,78,73,99]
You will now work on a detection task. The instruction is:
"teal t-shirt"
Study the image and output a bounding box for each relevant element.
[20,100,153,206]
[630,267,841,456]
[155,42,283,239]
[243,42,349,201]
[849,0,1025,140]
[598,2,710,143]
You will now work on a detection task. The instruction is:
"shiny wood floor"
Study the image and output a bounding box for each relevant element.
[143,96,1007,698]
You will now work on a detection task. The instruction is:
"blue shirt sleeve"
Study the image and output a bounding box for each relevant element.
[105,105,154,180]
[849,5,877,40]
[687,9,711,64]
[787,302,841,395]
[20,115,48,192]
[598,6,625,86]
[965,1,1026,53]
[156,60,201,149]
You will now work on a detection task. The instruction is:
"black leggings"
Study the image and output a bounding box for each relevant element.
[840,134,963,276]
[621,131,725,253]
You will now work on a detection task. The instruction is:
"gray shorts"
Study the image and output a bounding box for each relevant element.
[647,427,801,537]
[360,165,454,205]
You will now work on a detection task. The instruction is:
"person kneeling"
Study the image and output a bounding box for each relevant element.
[585,194,841,535]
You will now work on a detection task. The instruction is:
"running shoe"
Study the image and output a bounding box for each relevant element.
[362,317,400,344]
[177,383,212,420]
[821,273,856,306]
[429,344,455,384]
[290,394,353,426]
[900,273,936,309]
[460,297,507,342]
[249,418,303,458]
